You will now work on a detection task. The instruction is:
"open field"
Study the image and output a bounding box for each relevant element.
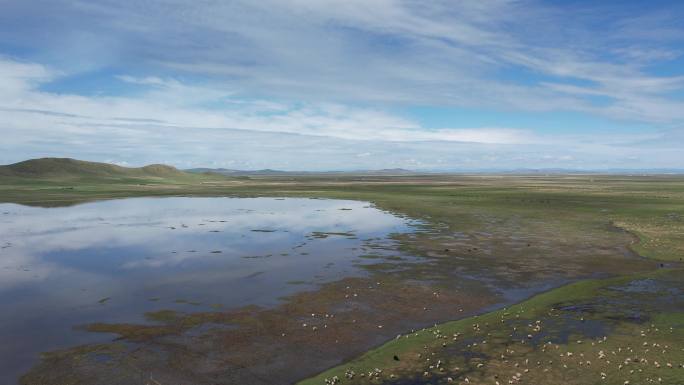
[3,171,683,262]
[2,167,684,384]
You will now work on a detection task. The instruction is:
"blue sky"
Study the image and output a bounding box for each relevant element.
[1,0,683,170]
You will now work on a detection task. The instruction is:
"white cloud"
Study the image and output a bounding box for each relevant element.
[3,0,684,123]
[0,1,683,169]
[0,57,682,170]
[0,59,535,145]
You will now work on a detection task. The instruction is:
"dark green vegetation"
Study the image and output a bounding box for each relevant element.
[3,158,683,385]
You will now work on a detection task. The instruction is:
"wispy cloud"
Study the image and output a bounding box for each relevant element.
[0,60,534,145]
[0,57,681,170]
[3,1,684,118]
[0,1,683,169]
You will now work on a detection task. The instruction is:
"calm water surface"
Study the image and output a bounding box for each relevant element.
[0,197,417,384]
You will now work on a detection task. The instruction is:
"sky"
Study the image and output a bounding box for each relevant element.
[1,0,683,171]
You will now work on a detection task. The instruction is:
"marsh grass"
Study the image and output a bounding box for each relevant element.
[7,173,684,385]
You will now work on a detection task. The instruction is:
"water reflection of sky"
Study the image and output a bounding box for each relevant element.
[0,197,417,384]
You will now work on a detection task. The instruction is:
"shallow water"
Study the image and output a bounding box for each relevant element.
[0,197,418,384]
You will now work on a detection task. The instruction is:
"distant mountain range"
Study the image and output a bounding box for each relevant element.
[455,168,684,175]
[186,167,684,176]
[185,167,420,176]
[1,159,683,180]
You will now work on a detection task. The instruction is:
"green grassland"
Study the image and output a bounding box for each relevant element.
[3,161,681,262]
[3,159,684,384]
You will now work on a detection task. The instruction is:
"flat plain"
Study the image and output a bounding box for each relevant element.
[2,160,683,385]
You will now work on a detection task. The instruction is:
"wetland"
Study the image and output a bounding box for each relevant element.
[1,197,416,384]
[1,173,683,385]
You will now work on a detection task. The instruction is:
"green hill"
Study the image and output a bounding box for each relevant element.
[0,158,191,181]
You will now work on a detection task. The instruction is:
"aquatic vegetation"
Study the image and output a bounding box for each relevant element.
[310,231,357,239]
[6,175,684,384]
[299,270,684,385]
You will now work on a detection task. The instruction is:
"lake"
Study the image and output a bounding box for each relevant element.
[0,197,418,384]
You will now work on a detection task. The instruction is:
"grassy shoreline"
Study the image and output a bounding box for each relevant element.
[297,268,684,385]
[3,174,683,261]
[4,174,684,384]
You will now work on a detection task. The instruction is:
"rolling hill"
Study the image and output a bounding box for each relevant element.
[0,158,192,181]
